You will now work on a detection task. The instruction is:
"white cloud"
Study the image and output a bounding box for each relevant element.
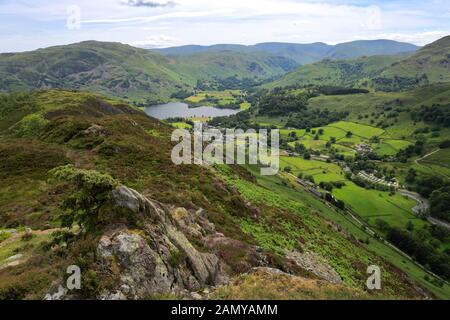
[355,30,450,46]
[130,34,180,48]
[81,9,231,24]
[120,0,178,8]
[0,0,449,52]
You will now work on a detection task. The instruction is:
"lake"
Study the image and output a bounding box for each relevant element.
[144,102,240,120]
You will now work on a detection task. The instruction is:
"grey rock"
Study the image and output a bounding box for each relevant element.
[285,250,342,284]
[97,186,223,299]
[44,284,68,300]
[190,292,202,300]
[6,254,23,261]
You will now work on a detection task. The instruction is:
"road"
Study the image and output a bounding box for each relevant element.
[415,148,440,165]
[428,217,450,229]
[399,189,450,230]
[399,189,429,214]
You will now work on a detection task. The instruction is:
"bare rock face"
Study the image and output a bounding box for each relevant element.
[82,124,107,137]
[96,186,223,299]
[284,250,342,284]
[45,284,69,300]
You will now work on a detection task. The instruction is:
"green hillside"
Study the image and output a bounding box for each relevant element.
[2,90,444,299]
[308,83,450,140]
[379,35,450,84]
[0,41,191,102]
[266,55,406,89]
[166,50,298,85]
[0,41,297,103]
[266,36,449,91]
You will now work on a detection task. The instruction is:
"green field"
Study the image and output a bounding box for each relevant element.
[416,148,450,179]
[185,90,247,107]
[373,143,398,156]
[239,164,450,299]
[279,156,420,230]
[329,121,385,138]
[308,84,450,140]
[280,129,306,138]
[282,121,412,158]
[170,122,192,129]
[281,156,345,182]
[333,182,420,229]
[239,102,252,110]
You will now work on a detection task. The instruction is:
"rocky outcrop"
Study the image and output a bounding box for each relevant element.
[45,186,227,300]
[45,186,344,300]
[284,250,342,284]
[82,124,107,137]
[96,186,224,299]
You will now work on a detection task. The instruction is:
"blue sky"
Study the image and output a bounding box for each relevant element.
[0,0,449,52]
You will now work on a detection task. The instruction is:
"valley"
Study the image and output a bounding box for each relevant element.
[0,35,449,301]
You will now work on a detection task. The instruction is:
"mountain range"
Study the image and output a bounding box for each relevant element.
[154,39,419,65]
[0,39,424,102]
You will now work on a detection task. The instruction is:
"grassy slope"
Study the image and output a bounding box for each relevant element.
[0,41,190,102]
[279,156,420,229]
[0,90,439,299]
[303,84,450,202]
[167,51,297,85]
[381,36,450,83]
[308,83,450,143]
[213,268,370,300]
[265,35,449,90]
[282,120,413,158]
[266,55,404,89]
[0,90,266,298]
[0,41,298,102]
[241,165,450,299]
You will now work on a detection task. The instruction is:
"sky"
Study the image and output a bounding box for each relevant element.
[0,0,449,52]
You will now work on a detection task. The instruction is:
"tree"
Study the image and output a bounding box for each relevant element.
[258,91,309,116]
[318,128,324,135]
[283,166,292,173]
[405,168,417,183]
[50,165,120,232]
[335,199,345,210]
[439,140,450,149]
[319,181,333,192]
[346,131,353,138]
[294,142,306,153]
[429,186,450,222]
[415,175,445,198]
[303,152,311,160]
[375,219,390,232]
